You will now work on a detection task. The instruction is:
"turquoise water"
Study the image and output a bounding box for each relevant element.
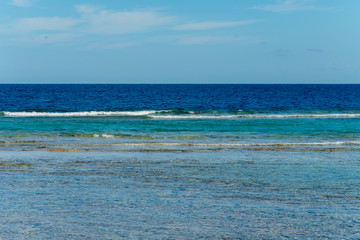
[1,116,360,239]
[1,85,360,238]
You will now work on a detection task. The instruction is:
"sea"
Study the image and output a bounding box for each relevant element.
[1,84,360,239]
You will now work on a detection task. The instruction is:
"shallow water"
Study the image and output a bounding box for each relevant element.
[1,148,360,239]
[1,84,360,239]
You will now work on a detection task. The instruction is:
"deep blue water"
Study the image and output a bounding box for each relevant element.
[1,84,360,112]
[1,84,360,239]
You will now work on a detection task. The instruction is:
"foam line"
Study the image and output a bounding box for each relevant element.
[3,111,360,119]
[3,110,160,117]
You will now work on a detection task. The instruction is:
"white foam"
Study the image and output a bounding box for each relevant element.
[93,133,115,139]
[150,113,360,119]
[150,115,239,119]
[3,110,160,117]
[240,114,360,119]
[4,111,360,119]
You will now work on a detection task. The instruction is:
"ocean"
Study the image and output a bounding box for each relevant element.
[1,84,360,239]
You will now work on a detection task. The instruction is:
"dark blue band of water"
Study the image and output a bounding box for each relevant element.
[1,84,360,112]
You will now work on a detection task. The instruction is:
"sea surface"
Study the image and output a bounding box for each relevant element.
[1,84,360,239]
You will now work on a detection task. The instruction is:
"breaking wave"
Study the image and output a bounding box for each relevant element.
[2,110,163,117]
[2,110,360,119]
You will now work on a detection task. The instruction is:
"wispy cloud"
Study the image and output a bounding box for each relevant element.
[2,4,257,46]
[172,20,258,31]
[9,0,33,8]
[78,8,174,35]
[75,4,103,14]
[12,17,80,32]
[6,5,174,42]
[251,0,319,12]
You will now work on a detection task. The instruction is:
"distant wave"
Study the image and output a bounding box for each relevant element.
[2,110,163,117]
[2,110,360,119]
[240,113,360,119]
[150,115,240,119]
[151,113,360,119]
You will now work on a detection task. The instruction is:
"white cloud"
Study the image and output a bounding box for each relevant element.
[3,4,258,47]
[79,9,174,35]
[4,6,174,45]
[75,5,103,14]
[251,0,317,12]
[172,20,258,31]
[13,17,80,32]
[9,5,173,36]
[9,0,33,7]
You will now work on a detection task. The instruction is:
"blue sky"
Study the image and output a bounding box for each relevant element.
[0,0,359,83]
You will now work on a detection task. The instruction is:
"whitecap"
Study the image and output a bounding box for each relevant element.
[3,110,162,117]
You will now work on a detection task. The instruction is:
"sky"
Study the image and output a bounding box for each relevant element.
[0,0,359,84]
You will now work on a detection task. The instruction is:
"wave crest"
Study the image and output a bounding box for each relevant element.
[3,110,161,117]
[3,110,360,119]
